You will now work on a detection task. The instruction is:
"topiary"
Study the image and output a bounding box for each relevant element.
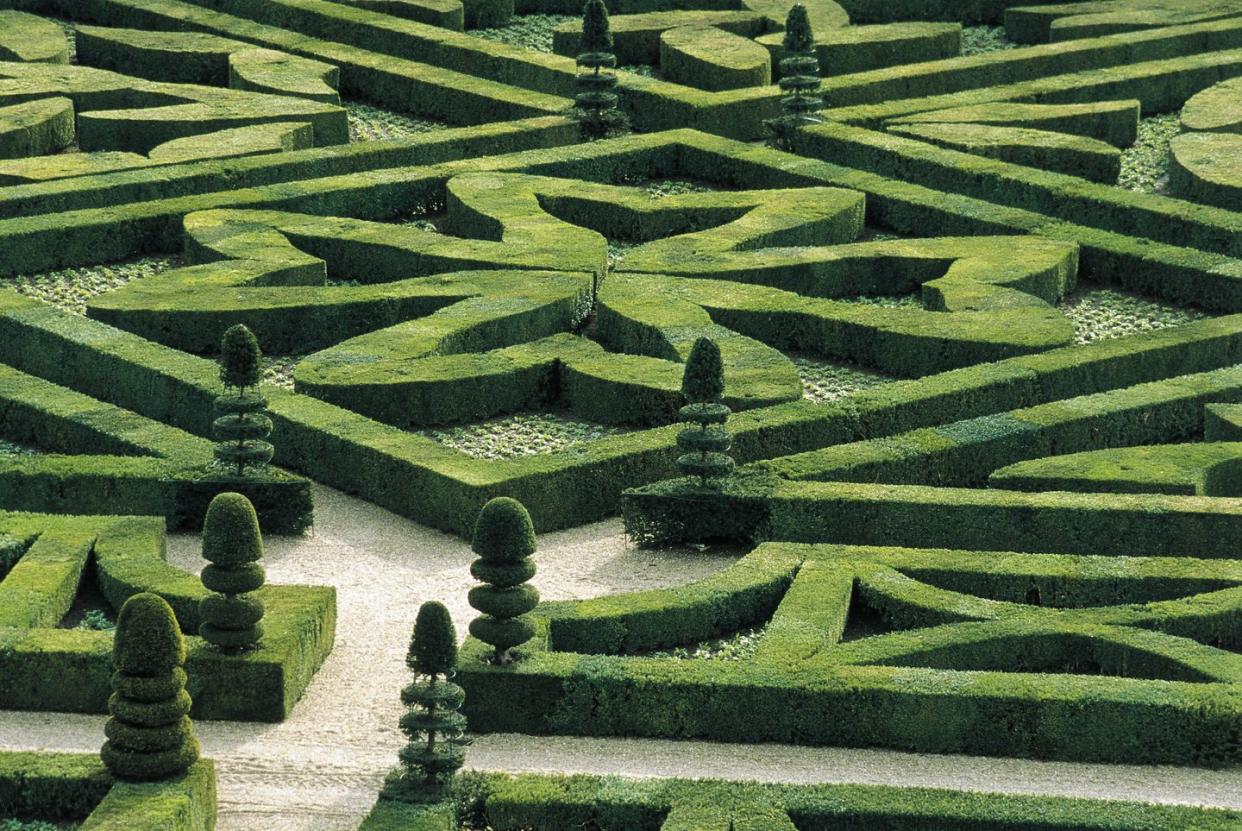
[198,492,266,653]
[384,601,469,803]
[467,497,539,665]
[101,593,201,782]
[213,323,274,476]
[677,337,735,486]
[765,4,822,150]
[573,0,629,140]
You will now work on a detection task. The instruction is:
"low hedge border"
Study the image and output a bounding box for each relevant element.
[458,542,1242,765]
[988,441,1242,497]
[5,287,1242,537]
[0,115,577,223]
[795,121,1242,262]
[18,0,1242,140]
[759,365,1242,487]
[0,510,336,721]
[2,59,347,154]
[43,0,570,124]
[622,470,1242,555]
[0,132,1240,534]
[820,45,1242,126]
[0,359,312,533]
[359,769,1242,830]
[0,752,215,831]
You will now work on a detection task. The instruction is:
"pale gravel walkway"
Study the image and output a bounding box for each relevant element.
[3,484,1242,828]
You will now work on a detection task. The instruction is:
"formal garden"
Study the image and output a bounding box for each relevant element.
[1,0,1242,827]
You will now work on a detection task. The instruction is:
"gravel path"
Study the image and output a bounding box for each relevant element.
[3,484,1241,828]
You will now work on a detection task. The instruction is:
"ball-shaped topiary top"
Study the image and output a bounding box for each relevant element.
[580,0,613,54]
[202,492,263,567]
[113,593,185,676]
[783,4,815,53]
[681,337,725,405]
[219,324,262,391]
[471,497,536,563]
[409,601,457,677]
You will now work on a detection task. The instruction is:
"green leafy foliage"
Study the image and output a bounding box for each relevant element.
[781,3,813,53]
[677,338,734,487]
[214,325,274,476]
[765,3,822,149]
[384,601,469,803]
[579,0,612,54]
[218,324,261,392]
[468,498,538,664]
[102,593,201,782]
[573,0,627,140]
[409,601,458,676]
[199,492,266,653]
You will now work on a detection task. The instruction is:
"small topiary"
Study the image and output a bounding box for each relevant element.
[199,492,266,653]
[467,497,538,665]
[101,593,201,781]
[677,337,734,486]
[765,4,822,150]
[213,323,274,476]
[384,601,469,803]
[573,0,629,140]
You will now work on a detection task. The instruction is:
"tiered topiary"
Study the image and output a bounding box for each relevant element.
[213,324,273,476]
[677,337,734,486]
[198,492,266,653]
[573,0,629,140]
[101,592,201,782]
[468,497,539,665]
[766,4,822,150]
[384,601,469,803]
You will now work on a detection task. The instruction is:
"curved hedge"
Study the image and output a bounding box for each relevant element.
[0,510,335,721]
[459,541,1242,765]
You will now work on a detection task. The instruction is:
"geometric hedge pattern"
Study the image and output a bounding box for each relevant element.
[3,0,1242,828]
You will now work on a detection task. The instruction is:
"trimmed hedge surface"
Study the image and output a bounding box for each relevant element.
[0,355,311,533]
[459,542,1242,764]
[0,123,1238,534]
[0,510,335,721]
[358,770,1242,830]
[0,752,215,831]
[623,470,1242,555]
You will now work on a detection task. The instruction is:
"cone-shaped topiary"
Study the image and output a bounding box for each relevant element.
[199,492,266,653]
[213,324,274,476]
[101,593,201,781]
[467,497,538,665]
[677,338,734,487]
[219,323,262,390]
[384,601,469,803]
[765,4,822,150]
[573,0,629,140]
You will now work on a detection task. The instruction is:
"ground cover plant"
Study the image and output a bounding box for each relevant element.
[2,0,1242,827]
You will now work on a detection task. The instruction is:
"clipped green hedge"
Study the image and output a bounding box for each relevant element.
[0,511,335,721]
[0,131,1239,535]
[623,470,1242,555]
[796,121,1242,261]
[460,542,1242,765]
[50,0,566,123]
[0,752,215,831]
[462,770,1242,830]
[761,364,1242,487]
[0,353,311,533]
